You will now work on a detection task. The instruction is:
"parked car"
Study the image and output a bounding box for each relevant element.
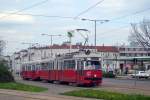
[130,71,150,79]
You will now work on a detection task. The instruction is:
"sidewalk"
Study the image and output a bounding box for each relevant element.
[0,89,98,100]
[116,75,132,79]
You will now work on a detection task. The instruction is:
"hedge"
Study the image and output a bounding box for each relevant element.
[0,61,14,82]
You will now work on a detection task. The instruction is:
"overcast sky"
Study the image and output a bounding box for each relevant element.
[0,0,150,55]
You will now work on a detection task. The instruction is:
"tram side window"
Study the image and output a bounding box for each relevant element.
[27,65,31,71]
[60,61,64,70]
[41,63,48,70]
[48,61,53,70]
[56,61,59,70]
[25,65,27,71]
[29,65,31,71]
[69,60,75,69]
[22,65,25,71]
[36,64,41,70]
[77,61,84,70]
[48,62,51,70]
[64,61,67,70]
[25,65,28,71]
[58,61,63,70]
[64,60,75,70]
[41,63,44,70]
[26,65,29,71]
[32,65,36,71]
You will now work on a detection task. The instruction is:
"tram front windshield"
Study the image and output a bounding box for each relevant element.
[85,60,101,70]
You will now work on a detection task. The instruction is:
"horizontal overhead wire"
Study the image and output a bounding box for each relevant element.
[0,0,49,20]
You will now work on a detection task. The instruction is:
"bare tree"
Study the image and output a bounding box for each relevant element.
[129,19,150,48]
[0,39,5,57]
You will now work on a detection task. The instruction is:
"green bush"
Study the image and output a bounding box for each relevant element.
[103,71,116,78]
[0,61,14,82]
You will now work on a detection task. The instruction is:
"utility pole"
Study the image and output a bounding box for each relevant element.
[133,58,138,87]
[67,30,75,53]
[21,42,38,61]
[81,18,109,49]
[41,34,61,57]
[94,20,97,47]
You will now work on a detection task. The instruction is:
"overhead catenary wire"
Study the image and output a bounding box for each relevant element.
[73,1,150,39]
[74,0,105,19]
[95,6,150,36]
[109,6,150,22]
[99,21,143,38]
[0,12,75,20]
[1,0,150,38]
[0,0,49,20]
[1,2,150,22]
[100,24,130,37]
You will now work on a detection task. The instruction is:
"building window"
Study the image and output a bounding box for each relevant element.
[120,53,125,56]
[119,48,125,51]
[128,48,130,51]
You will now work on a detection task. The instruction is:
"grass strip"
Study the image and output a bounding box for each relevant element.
[0,82,48,92]
[62,89,150,100]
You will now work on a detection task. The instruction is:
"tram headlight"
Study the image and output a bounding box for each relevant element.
[94,74,97,77]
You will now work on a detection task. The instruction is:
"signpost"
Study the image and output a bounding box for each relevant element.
[133,58,138,87]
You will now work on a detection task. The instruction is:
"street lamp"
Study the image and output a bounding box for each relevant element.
[114,53,118,75]
[41,34,62,57]
[81,18,109,47]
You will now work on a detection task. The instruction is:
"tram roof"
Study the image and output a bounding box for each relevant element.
[22,58,54,64]
[74,52,101,58]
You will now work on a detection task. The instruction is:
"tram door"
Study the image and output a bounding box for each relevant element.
[76,60,84,83]
[32,64,36,78]
[55,60,59,80]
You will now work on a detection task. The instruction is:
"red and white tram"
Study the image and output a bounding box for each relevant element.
[21,51,102,86]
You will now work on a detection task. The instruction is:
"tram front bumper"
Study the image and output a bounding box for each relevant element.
[84,77,102,81]
[83,77,102,86]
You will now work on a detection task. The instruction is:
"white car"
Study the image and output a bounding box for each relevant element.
[130,71,150,79]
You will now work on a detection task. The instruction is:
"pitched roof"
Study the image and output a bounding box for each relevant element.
[28,44,118,52]
[96,46,118,52]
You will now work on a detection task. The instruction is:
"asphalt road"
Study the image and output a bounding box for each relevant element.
[16,79,82,95]
[16,77,150,95]
[103,78,150,88]
[0,78,150,100]
[1,77,150,100]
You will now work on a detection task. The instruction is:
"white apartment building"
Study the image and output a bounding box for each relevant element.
[119,46,150,57]
[118,46,150,74]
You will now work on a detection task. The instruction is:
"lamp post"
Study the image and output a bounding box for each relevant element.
[67,30,74,53]
[41,34,62,57]
[81,18,109,48]
[114,53,118,75]
[133,58,138,87]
